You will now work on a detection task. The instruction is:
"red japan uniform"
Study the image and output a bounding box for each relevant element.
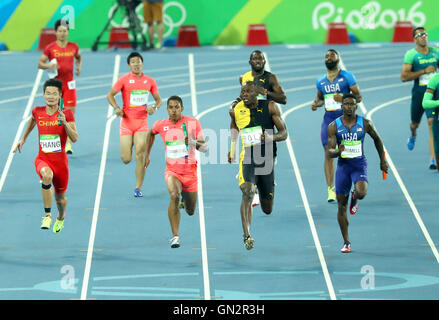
[43,41,79,107]
[33,106,75,194]
[112,72,159,136]
[151,116,203,192]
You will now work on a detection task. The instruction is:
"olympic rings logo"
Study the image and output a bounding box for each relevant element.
[108,1,187,38]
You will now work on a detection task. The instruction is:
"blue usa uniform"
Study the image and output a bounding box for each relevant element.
[316,70,357,146]
[334,115,368,195]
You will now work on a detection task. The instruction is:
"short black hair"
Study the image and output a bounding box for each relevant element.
[327,49,339,56]
[54,19,69,31]
[127,51,143,64]
[250,50,264,59]
[167,95,183,107]
[342,93,357,103]
[43,79,63,94]
[413,26,425,37]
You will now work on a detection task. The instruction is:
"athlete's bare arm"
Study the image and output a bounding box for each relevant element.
[75,51,82,76]
[327,121,343,158]
[311,90,324,111]
[38,54,57,70]
[144,129,156,168]
[268,74,287,104]
[264,101,287,143]
[364,118,388,172]
[349,84,362,103]
[13,116,36,153]
[401,63,435,82]
[107,88,123,116]
[228,107,239,163]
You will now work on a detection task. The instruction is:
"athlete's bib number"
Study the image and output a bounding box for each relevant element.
[166,140,188,159]
[324,93,342,111]
[67,80,76,90]
[130,90,149,107]
[241,126,263,147]
[40,134,61,153]
[419,72,437,86]
[341,140,362,158]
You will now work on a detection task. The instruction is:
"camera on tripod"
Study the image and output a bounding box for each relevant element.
[92,0,148,51]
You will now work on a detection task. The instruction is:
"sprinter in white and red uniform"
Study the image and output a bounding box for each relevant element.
[14,79,78,234]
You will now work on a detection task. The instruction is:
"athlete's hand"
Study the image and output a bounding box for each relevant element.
[144,154,150,168]
[424,65,436,74]
[57,110,67,124]
[338,144,345,155]
[13,140,24,153]
[146,106,156,115]
[49,62,59,70]
[115,107,124,117]
[75,66,81,76]
[311,102,318,111]
[380,160,388,173]
[261,131,273,143]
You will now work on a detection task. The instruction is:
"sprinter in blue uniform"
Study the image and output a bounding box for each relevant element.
[327,94,388,253]
[311,49,363,203]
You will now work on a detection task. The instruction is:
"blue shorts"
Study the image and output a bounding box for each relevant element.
[335,159,368,195]
[321,111,342,146]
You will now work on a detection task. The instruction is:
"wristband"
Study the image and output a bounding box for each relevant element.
[113,105,120,110]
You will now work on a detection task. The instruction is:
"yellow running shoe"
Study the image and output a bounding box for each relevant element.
[65,142,73,155]
[53,219,64,233]
[40,216,52,229]
[327,186,336,202]
[244,235,255,250]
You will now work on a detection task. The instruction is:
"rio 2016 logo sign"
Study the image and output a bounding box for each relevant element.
[312,1,426,30]
[108,1,186,38]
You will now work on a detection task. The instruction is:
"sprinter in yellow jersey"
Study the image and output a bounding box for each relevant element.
[228,81,288,250]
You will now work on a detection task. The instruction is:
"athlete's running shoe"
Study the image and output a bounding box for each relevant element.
[40,216,52,229]
[170,236,180,248]
[252,192,260,207]
[429,159,437,170]
[244,235,255,250]
[53,219,64,233]
[341,242,351,253]
[65,142,73,154]
[327,186,336,202]
[134,188,143,197]
[407,136,416,151]
[349,190,359,215]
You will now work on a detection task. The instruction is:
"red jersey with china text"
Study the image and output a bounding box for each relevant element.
[112,72,159,119]
[32,106,74,160]
[43,41,79,84]
[151,116,203,175]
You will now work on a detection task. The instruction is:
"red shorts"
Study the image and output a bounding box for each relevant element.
[165,168,198,193]
[120,117,149,136]
[62,83,77,107]
[35,156,69,194]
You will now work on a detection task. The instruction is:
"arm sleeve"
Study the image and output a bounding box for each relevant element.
[403,50,414,65]
[151,120,160,134]
[346,71,357,87]
[150,78,159,95]
[112,77,124,92]
[65,109,75,122]
[422,92,439,109]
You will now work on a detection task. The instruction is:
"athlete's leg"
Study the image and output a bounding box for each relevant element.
[166,175,183,237]
[40,166,54,215]
[120,135,134,164]
[352,180,368,200]
[54,192,67,220]
[336,193,350,243]
[181,191,197,216]
[133,131,148,190]
[240,182,256,238]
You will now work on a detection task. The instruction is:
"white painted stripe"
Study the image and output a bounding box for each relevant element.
[80,54,121,300]
[189,53,211,301]
[366,96,439,264]
[356,43,382,48]
[264,53,337,300]
[338,55,367,114]
[286,44,311,49]
[0,69,43,192]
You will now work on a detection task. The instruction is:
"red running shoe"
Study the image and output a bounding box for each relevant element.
[349,190,359,215]
[341,242,351,253]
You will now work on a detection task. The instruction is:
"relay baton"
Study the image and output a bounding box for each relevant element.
[182,122,189,151]
[382,151,387,180]
[58,97,64,125]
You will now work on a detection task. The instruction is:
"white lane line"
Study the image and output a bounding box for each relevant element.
[0,69,43,192]
[366,97,439,264]
[80,54,121,300]
[338,55,367,114]
[264,53,337,300]
[189,53,211,300]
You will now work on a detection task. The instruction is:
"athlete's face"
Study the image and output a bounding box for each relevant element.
[240,83,258,106]
[249,52,265,72]
[44,86,61,107]
[128,57,144,74]
[325,51,339,70]
[341,97,357,116]
[55,25,69,42]
[167,99,183,121]
[414,28,428,47]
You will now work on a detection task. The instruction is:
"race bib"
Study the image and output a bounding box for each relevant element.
[241,126,263,147]
[40,134,61,153]
[324,93,342,111]
[67,80,76,90]
[419,72,437,86]
[341,140,362,158]
[130,90,149,106]
[166,140,188,159]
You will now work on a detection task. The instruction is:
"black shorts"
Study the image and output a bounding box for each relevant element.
[238,156,275,200]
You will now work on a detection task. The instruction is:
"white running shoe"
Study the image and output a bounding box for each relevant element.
[252,192,260,207]
[170,236,180,248]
